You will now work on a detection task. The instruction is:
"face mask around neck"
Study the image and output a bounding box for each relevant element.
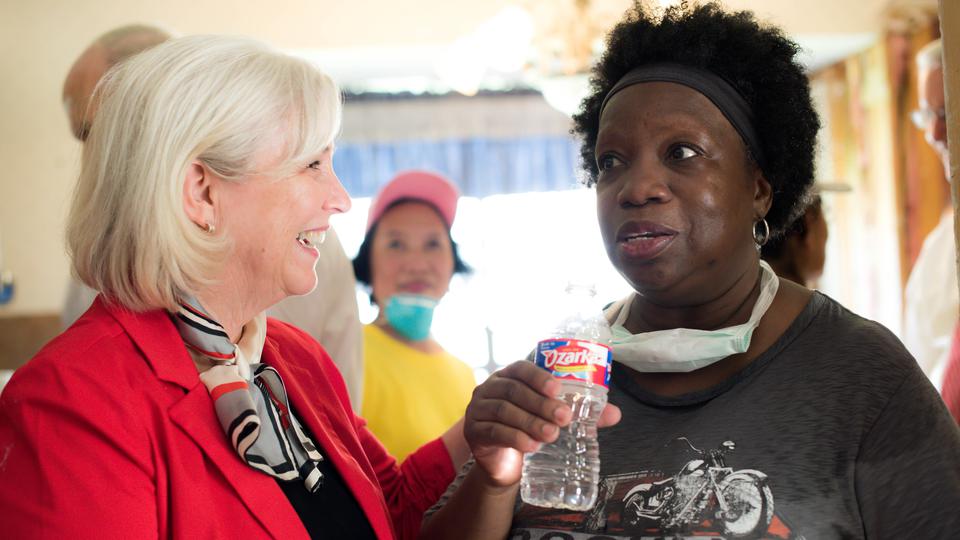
[609,261,780,373]
[384,293,438,342]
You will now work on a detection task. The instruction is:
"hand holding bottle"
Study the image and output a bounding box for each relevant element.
[462,361,621,488]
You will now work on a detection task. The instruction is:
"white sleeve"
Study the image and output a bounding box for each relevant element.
[902,213,959,389]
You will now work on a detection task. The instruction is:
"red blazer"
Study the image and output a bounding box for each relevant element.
[0,297,454,539]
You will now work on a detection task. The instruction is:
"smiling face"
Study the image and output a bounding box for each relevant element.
[215,136,350,305]
[369,201,454,305]
[594,82,771,306]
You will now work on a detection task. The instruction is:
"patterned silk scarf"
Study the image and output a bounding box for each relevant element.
[172,297,325,492]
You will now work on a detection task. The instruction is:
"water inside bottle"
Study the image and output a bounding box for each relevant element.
[520,381,607,511]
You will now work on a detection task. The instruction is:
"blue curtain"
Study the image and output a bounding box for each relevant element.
[334,135,583,198]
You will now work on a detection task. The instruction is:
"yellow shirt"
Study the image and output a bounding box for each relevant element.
[360,324,476,461]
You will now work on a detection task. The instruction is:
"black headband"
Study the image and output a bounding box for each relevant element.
[599,63,766,168]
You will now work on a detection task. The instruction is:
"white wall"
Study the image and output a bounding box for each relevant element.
[0,0,520,315]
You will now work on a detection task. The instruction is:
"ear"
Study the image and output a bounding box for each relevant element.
[799,210,817,247]
[182,161,216,230]
[751,168,773,220]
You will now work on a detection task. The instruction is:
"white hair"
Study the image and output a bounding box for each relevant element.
[916,38,942,71]
[67,35,342,311]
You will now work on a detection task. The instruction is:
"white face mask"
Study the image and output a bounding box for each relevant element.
[608,261,780,373]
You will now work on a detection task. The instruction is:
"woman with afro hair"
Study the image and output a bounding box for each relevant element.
[424,2,960,538]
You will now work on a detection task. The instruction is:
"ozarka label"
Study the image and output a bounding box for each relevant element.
[535,339,612,388]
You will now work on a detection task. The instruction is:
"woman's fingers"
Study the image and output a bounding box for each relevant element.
[464,360,575,456]
[466,420,543,454]
[493,361,562,400]
[463,360,623,489]
[472,374,571,426]
[469,398,560,445]
[598,402,622,428]
[467,395,621,452]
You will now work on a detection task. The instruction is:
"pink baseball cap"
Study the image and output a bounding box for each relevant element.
[366,170,460,232]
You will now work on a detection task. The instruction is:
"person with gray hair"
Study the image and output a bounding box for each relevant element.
[59,24,173,330]
[60,24,366,411]
[1,35,467,537]
[62,24,172,142]
[902,37,958,391]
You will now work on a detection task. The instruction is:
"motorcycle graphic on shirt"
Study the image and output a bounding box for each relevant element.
[620,437,773,537]
[509,437,803,540]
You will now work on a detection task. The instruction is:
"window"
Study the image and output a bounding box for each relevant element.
[334,188,632,382]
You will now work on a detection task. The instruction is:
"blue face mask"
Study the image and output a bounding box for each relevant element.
[384,294,438,342]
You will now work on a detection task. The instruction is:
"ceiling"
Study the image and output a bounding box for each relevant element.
[14,0,939,90]
[282,0,936,96]
[93,0,933,47]
[6,0,942,100]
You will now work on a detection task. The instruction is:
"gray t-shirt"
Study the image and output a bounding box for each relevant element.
[427,292,960,539]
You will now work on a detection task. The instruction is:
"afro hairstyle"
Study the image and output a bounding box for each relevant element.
[572,1,820,235]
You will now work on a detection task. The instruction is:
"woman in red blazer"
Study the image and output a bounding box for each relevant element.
[0,35,465,539]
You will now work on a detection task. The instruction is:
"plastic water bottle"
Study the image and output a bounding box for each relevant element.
[520,282,612,511]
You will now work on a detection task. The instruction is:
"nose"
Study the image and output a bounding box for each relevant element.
[402,252,431,273]
[324,171,352,214]
[616,162,673,208]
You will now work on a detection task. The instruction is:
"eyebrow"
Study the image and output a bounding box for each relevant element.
[382,229,444,238]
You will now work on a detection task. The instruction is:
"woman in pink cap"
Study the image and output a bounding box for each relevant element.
[352,171,476,461]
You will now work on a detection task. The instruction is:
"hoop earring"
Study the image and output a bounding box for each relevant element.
[753,218,770,247]
[203,222,216,234]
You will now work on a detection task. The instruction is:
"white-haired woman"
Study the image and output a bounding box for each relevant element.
[0,36,466,539]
